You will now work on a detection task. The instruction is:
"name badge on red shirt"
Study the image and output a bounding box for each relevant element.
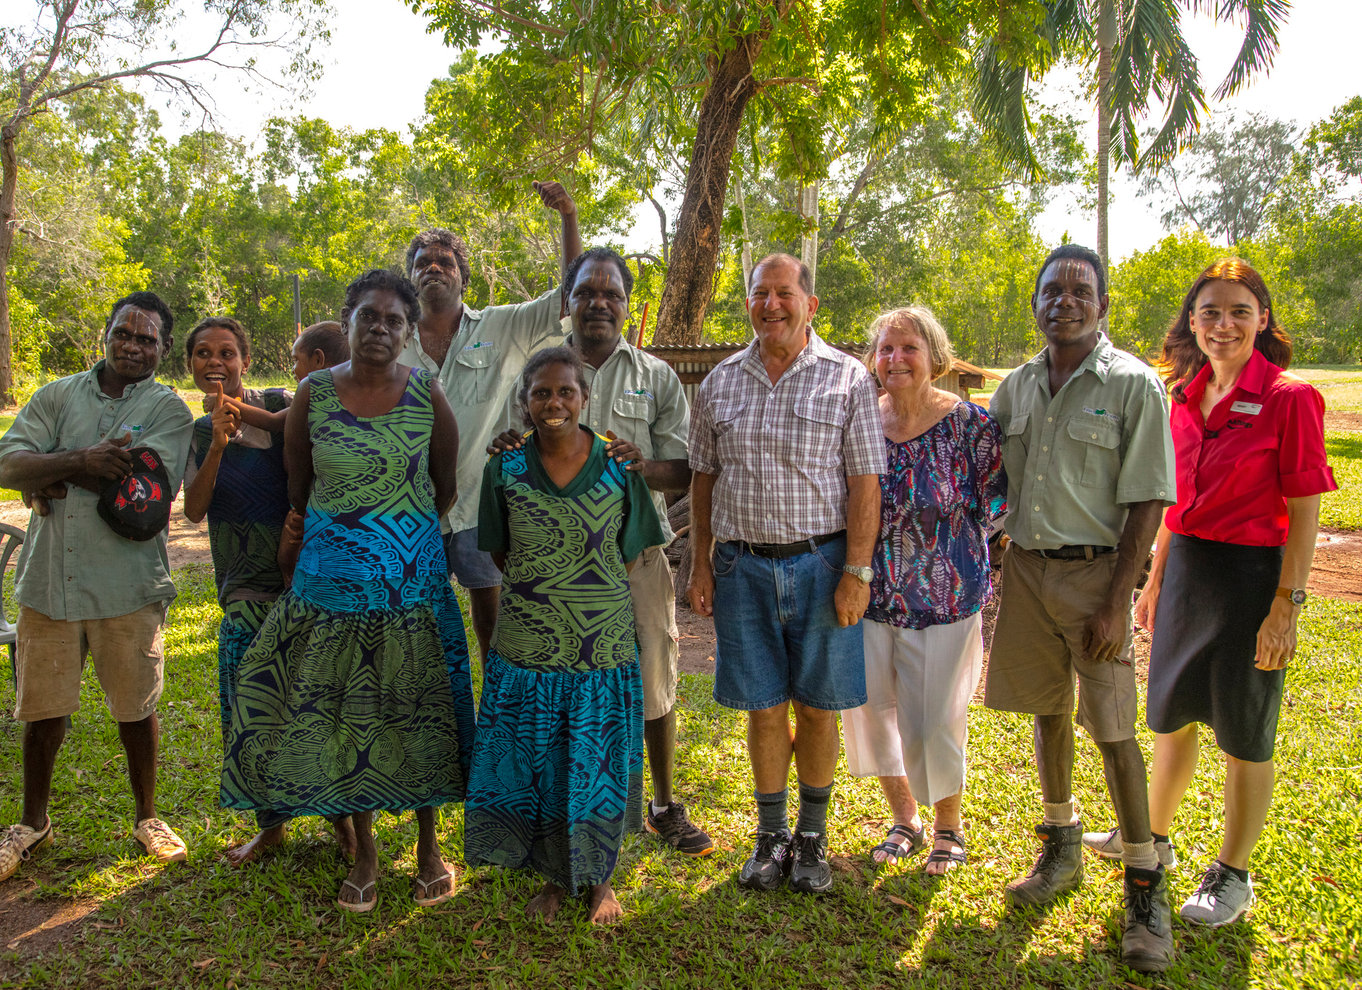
[1230,401,1262,415]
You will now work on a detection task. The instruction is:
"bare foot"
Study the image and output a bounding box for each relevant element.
[332,816,357,862]
[526,881,568,921]
[338,859,379,910]
[224,823,287,866]
[586,882,622,924]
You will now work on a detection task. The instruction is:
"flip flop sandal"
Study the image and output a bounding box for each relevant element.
[871,822,926,864]
[414,867,455,907]
[337,878,377,913]
[925,829,968,873]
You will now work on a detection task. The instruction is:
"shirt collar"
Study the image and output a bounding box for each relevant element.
[86,359,154,397]
[740,326,825,381]
[1028,331,1115,384]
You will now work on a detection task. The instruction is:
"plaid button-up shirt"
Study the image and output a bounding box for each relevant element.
[690,332,884,544]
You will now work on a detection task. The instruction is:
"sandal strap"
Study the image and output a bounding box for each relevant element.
[932,828,966,847]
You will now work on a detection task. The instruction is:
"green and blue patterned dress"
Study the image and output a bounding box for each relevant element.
[220,368,475,816]
[467,430,664,894]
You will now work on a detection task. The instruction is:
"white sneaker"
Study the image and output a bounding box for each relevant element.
[133,817,188,864]
[0,819,53,881]
[1081,826,1177,869]
[1180,861,1254,926]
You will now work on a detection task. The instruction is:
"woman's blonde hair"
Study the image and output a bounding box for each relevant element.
[863,306,954,381]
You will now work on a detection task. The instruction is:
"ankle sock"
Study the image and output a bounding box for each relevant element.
[755,789,789,834]
[1122,838,1159,871]
[650,799,670,816]
[1217,860,1249,883]
[1152,831,1169,845]
[795,781,833,835]
[1042,800,1078,827]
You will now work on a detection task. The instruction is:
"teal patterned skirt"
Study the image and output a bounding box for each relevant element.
[464,650,644,894]
[220,573,475,816]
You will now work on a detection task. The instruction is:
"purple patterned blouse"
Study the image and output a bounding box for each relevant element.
[865,401,1007,630]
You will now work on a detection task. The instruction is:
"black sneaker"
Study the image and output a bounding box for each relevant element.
[1005,822,1084,908]
[788,831,833,894]
[645,802,715,856]
[1122,865,1173,973]
[738,829,793,891]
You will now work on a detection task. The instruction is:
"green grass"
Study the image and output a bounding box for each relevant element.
[1,572,1359,988]
[1322,431,1362,530]
[1293,367,1362,415]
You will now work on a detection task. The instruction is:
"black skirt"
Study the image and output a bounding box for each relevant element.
[1146,533,1286,762]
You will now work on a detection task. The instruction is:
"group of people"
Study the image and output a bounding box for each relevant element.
[0,174,1336,971]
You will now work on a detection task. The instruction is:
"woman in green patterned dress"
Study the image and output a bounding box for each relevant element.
[466,347,663,923]
[221,270,476,913]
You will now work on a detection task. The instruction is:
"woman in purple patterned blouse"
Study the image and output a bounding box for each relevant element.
[841,307,1007,874]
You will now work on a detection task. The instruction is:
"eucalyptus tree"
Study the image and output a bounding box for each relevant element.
[410,0,1058,345]
[0,0,331,401]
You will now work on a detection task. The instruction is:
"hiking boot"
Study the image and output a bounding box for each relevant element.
[1180,861,1254,926]
[1122,865,1174,973]
[1082,825,1178,869]
[788,832,833,894]
[1005,822,1084,907]
[133,817,188,863]
[0,819,53,882]
[738,829,792,891]
[645,802,715,856]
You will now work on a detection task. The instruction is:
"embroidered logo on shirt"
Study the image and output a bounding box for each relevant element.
[1082,407,1121,423]
[1230,400,1262,415]
[463,341,495,351]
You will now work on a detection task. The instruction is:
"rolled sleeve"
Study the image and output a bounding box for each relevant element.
[650,370,690,462]
[1278,383,1338,498]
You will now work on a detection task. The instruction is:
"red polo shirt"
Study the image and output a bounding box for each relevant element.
[1166,350,1336,547]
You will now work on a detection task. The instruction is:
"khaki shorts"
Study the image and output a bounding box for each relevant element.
[628,545,679,721]
[14,602,169,722]
[984,545,1136,742]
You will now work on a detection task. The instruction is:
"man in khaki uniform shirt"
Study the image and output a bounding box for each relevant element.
[400,180,581,662]
[0,292,194,880]
[986,244,1176,973]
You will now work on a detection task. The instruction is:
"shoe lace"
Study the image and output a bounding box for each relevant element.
[1127,879,1156,923]
[1195,863,1231,899]
[794,833,824,867]
[752,831,787,860]
[139,819,175,847]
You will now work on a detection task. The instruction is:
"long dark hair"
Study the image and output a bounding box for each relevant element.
[1159,258,1292,404]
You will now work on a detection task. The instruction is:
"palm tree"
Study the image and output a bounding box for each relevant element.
[978,0,1290,270]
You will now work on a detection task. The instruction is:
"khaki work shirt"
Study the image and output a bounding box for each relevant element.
[574,334,689,545]
[400,289,566,534]
[0,362,193,620]
[989,333,1175,550]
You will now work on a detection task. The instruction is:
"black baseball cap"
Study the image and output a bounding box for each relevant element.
[97,446,173,541]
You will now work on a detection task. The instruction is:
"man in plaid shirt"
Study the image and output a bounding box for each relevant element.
[687,253,884,895]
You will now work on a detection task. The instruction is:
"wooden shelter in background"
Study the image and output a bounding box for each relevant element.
[643,343,1003,403]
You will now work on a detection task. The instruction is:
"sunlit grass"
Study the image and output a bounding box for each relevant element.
[1,573,1358,987]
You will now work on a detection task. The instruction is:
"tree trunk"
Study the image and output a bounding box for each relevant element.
[1095,0,1116,274]
[734,169,753,289]
[0,123,19,405]
[799,179,819,292]
[653,34,765,345]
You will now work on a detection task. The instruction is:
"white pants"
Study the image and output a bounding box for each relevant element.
[841,614,983,807]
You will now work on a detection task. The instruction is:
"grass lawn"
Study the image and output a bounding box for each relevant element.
[0,566,1359,988]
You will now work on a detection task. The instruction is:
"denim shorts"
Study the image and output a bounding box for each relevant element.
[443,526,503,590]
[710,534,868,712]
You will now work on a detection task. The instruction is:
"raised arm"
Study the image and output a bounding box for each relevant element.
[183,391,241,523]
[534,180,581,276]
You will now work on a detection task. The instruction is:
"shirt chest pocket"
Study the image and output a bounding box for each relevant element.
[709,398,748,439]
[1065,415,1121,488]
[791,394,846,467]
[453,342,499,403]
[609,393,655,450]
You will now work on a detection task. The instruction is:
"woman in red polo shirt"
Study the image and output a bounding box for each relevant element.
[1113,259,1336,927]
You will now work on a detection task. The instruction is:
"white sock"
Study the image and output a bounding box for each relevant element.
[651,799,670,816]
[1042,800,1078,826]
[1122,839,1159,871]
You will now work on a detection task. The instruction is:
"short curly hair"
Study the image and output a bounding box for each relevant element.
[562,247,634,309]
[405,228,471,295]
[340,269,421,327]
[106,291,173,345]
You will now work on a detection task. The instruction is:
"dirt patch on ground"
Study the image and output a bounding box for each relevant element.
[0,882,98,965]
[1311,528,1362,602]
[0,500,210,571]
[1324,411,1362,432]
